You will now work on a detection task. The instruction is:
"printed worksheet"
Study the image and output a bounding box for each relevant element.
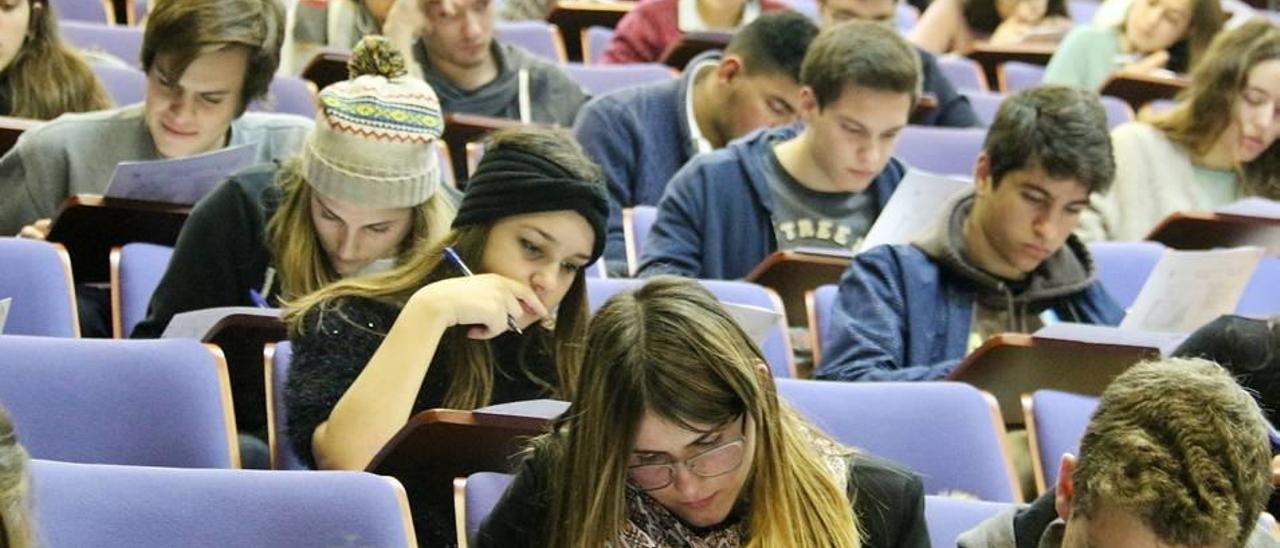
[858,169,971,252]
[1120,247,1264,333]
[104,144,255,204]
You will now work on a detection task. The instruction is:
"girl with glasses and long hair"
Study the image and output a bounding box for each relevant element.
[477,276,928,548]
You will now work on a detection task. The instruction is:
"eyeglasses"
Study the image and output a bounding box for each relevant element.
[627,435,748,491]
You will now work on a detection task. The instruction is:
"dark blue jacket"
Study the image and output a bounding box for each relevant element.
[914,48,982,129]
[815,196,1125,382]
[636,124,907,280]
[573,52,715,265]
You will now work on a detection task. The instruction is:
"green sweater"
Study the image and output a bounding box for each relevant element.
[1043,25,1125,90]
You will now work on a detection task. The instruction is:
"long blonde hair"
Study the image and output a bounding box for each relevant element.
[1149,20,1280,199]
[4,0,110,119]
[265,157,455,301]
[534,276,860,548]
[0,404,32,548]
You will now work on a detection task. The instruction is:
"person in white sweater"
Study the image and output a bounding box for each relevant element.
[1078,19,1279,242]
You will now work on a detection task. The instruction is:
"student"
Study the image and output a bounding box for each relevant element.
[816,0,982,128]
[959,357,1279,547]
[816,86,1123,382]
[477,276,929,547]
[401,0,588,126]
[573,11,819,268]
[281,0,418,74]
[910,0,1073,54]
[131,36,456,338]
[636,21,917,280]
[1077,20,1278,242]
[284,126,607,545]
[0,404,32,548]
[1042,0,1224,90]
[600,0,789,65]
[0,0,110,119]
[0,0,313,238]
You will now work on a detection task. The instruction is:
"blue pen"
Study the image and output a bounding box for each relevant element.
[248,288,271,308]
[442,246,523,335]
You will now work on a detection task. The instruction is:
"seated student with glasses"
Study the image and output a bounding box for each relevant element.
[477,276,928,548]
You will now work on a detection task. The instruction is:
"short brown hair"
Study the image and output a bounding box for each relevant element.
[1073,358,1273,546]
[799,20,921,110]
[141,0,285,115]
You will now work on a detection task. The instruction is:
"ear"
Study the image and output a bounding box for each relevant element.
[1054,453,1077,521]
[973,151,993,196]
[716,55,744,85]
[797,86,818,119]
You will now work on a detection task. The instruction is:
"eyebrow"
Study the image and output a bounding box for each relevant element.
[522,225,592,261]
[1020,181,1090,206]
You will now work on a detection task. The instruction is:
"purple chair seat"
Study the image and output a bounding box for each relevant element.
[91,62,146,106]
[266,341,310,470]
[583,25,615,65]
[1236,257,1280,316]
[0,336,237,468]
[998,61,1045,93]
[925,495,1012,545]
[460,471,516,546]
[1086,241,1165,309]
[806,283,839,368]
[110,242,173,338]
[777,379,1022,501]
[252,76,317,118]
[50,0,113,24]
[895,126,985,178]
[561,63,675,96]
[1022,390,1097,492]
[496,21,566,63]
[0,238,78,337]
[937,55,988,92]
[31,460,416,547]
[623,205,658,276]
[60,20,143,67]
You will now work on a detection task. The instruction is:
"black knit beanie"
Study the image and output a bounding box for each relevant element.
[453,147,610,262]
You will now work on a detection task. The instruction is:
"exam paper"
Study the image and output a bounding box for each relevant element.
[104,144,256,205]
[1120,247,1264,333]
[858,169,971,252]
[161,306,281,340]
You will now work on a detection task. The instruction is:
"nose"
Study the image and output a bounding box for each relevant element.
[670,464,703,499]
[529,262,561,300]
[1032,209,1064,242]
[335,228,361,262]
[462,12,482,39]
[167,94,195,124]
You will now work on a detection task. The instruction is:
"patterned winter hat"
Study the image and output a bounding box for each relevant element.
[302,36,446,209]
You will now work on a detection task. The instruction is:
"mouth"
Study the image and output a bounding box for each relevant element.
[160,121,197,138]
[1022,244,1051,261]
[1241,135,1266,154]
[682,492,717,511]
[847,168,875,179]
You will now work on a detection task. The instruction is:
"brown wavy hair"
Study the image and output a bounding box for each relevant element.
[1072,357,1273,546]
[1149,19,1280,199]
[530,277,861,548]
[3,0,110,119]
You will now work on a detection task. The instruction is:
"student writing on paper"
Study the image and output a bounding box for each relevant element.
[131,37,456,338]
[636,21,916,280]
[574,12,819,269]
[477,277,929,547]
[817,86,1123,382]
[0,403,33,548]
[283,127,607,546]
[0,0,109,120]
[0,0,313,239]
[959,358,1279,547]
[1077,20,1280,241]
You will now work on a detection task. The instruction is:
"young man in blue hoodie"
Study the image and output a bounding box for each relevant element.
[636,20,918,280]
[573,11,820,269]
[816,86,1125,383]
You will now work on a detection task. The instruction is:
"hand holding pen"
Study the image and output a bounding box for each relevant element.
[441,246,529,335]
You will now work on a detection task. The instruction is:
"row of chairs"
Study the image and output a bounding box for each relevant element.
[0,327,1099,503]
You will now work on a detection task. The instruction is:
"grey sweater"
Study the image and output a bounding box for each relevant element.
[0,104,312,235]
[410,40,588,127]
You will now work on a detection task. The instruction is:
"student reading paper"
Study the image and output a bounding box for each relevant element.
[283,126,608,546]
[477,277,929,547]
[0,0,313,238]
[816,86,1123,382]
[131,36,456,338]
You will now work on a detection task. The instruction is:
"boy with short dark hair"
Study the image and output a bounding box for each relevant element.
[573,11,820,266]
[815,85,1123,382]
[637,20,919,279]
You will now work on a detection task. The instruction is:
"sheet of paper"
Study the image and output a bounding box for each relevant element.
[160,306,280,340]
[858,170,972,252]
[1120,247,1264,333]
[475,399,570,420]
[1033,323,1188,355]
[720,301,784,349]
[104,144,256,205]
[0,298,10,334]
[1216,197,1280,220]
